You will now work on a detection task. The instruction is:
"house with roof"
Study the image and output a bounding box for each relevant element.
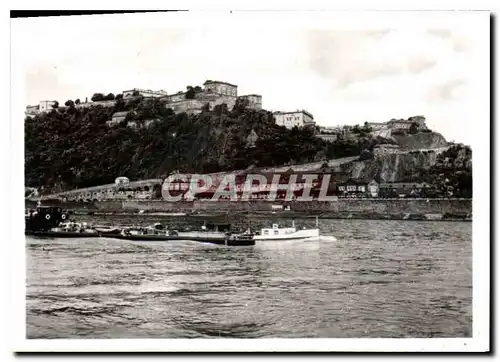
[336,178,371,198]
[108,111,129,126]
[273,110,315,129]
[378,181,433,198]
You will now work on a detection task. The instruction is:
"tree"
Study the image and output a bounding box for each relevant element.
[51,101,59,109]
[232,97,249,112]
[363,121,372,132]
[65,100,75,108]
[201,103,210,113]
[409,122,419,134]
[91,93,105,102]
[75,99,81,105]
[185,87,196,99]
[194,86,203,92]
[132,90,140,97]
[115,94,123,100]
[105,93,115,101]
[359,149,374,160]
[26,97,452,192]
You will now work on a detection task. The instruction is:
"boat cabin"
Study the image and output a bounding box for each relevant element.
[204,223,231,233]
[260,223,297,237]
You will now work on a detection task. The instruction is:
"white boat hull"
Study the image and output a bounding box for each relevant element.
[253,228,320,242]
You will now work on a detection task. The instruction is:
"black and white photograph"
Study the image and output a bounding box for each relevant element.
[7,6,490,353]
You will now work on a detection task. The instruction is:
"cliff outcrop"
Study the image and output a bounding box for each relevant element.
[340,144,472,197]
[392,131,448,150]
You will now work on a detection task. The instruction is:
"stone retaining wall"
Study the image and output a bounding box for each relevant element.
[117,199,471,214]
[29,198,472,216]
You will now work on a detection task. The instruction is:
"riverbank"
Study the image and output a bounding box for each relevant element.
[67,210,471,222]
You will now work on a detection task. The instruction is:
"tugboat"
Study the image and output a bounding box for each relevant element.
[25,206,69,233]
[25,205,97,238]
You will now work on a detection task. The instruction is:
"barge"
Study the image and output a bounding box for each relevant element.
[111,223,255,246]
[25,208,254,246]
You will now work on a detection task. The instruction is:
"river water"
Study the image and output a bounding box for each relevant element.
[26,218,472,338]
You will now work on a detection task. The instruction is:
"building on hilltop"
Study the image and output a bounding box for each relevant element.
[161,80,262,114]
[39,100,57,112]
[408,115,427,129]
[108,111,129,126]
[366,122,386,131]
[203,80,238,96]
[387,116,427,131]
[317,134,338,142]
[273,110,315,129]
[239,94,262,110]
[25,100,58,118]
[318,125,342,133]
[122,88,168,98]
[25,105,40,118]
[25,79,265,119]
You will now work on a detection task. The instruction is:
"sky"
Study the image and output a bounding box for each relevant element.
[12,11,489,146]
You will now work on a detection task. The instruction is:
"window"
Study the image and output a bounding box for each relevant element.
[274,230,279,235]
[264,230,269,235]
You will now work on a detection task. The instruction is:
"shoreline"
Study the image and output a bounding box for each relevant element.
[27,199,472,222]
[69,210,472,222]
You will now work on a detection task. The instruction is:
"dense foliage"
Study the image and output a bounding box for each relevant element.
[402,146,473,197]
[25,98,374,191]
[427,145,473,198]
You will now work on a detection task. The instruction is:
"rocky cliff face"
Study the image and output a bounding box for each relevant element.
[342,152,434,182]
[340,146,470,183]
[392,131,448,150]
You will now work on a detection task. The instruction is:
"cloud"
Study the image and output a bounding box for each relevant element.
[426,79,467,101]
[427,29,453,39]
[427,28,470,53]
[307,30,405,88]
[407,57,437,74]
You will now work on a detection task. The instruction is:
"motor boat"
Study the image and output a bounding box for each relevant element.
[253,219,320,243]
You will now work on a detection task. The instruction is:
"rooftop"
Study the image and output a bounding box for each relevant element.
[240,94,262,98]
[273,109,314,119]
[203,80,238,87]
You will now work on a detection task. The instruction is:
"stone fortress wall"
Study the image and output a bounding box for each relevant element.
[25,80,263,117]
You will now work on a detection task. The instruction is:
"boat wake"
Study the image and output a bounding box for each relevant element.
[319,235,337,242]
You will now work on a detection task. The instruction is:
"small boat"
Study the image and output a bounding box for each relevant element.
[253,219,320,243]
[94,226,122,236]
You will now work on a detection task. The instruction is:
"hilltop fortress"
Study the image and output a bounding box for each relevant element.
[25,80,264,117]
[25,80,320,129]
[159,80,262,114]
